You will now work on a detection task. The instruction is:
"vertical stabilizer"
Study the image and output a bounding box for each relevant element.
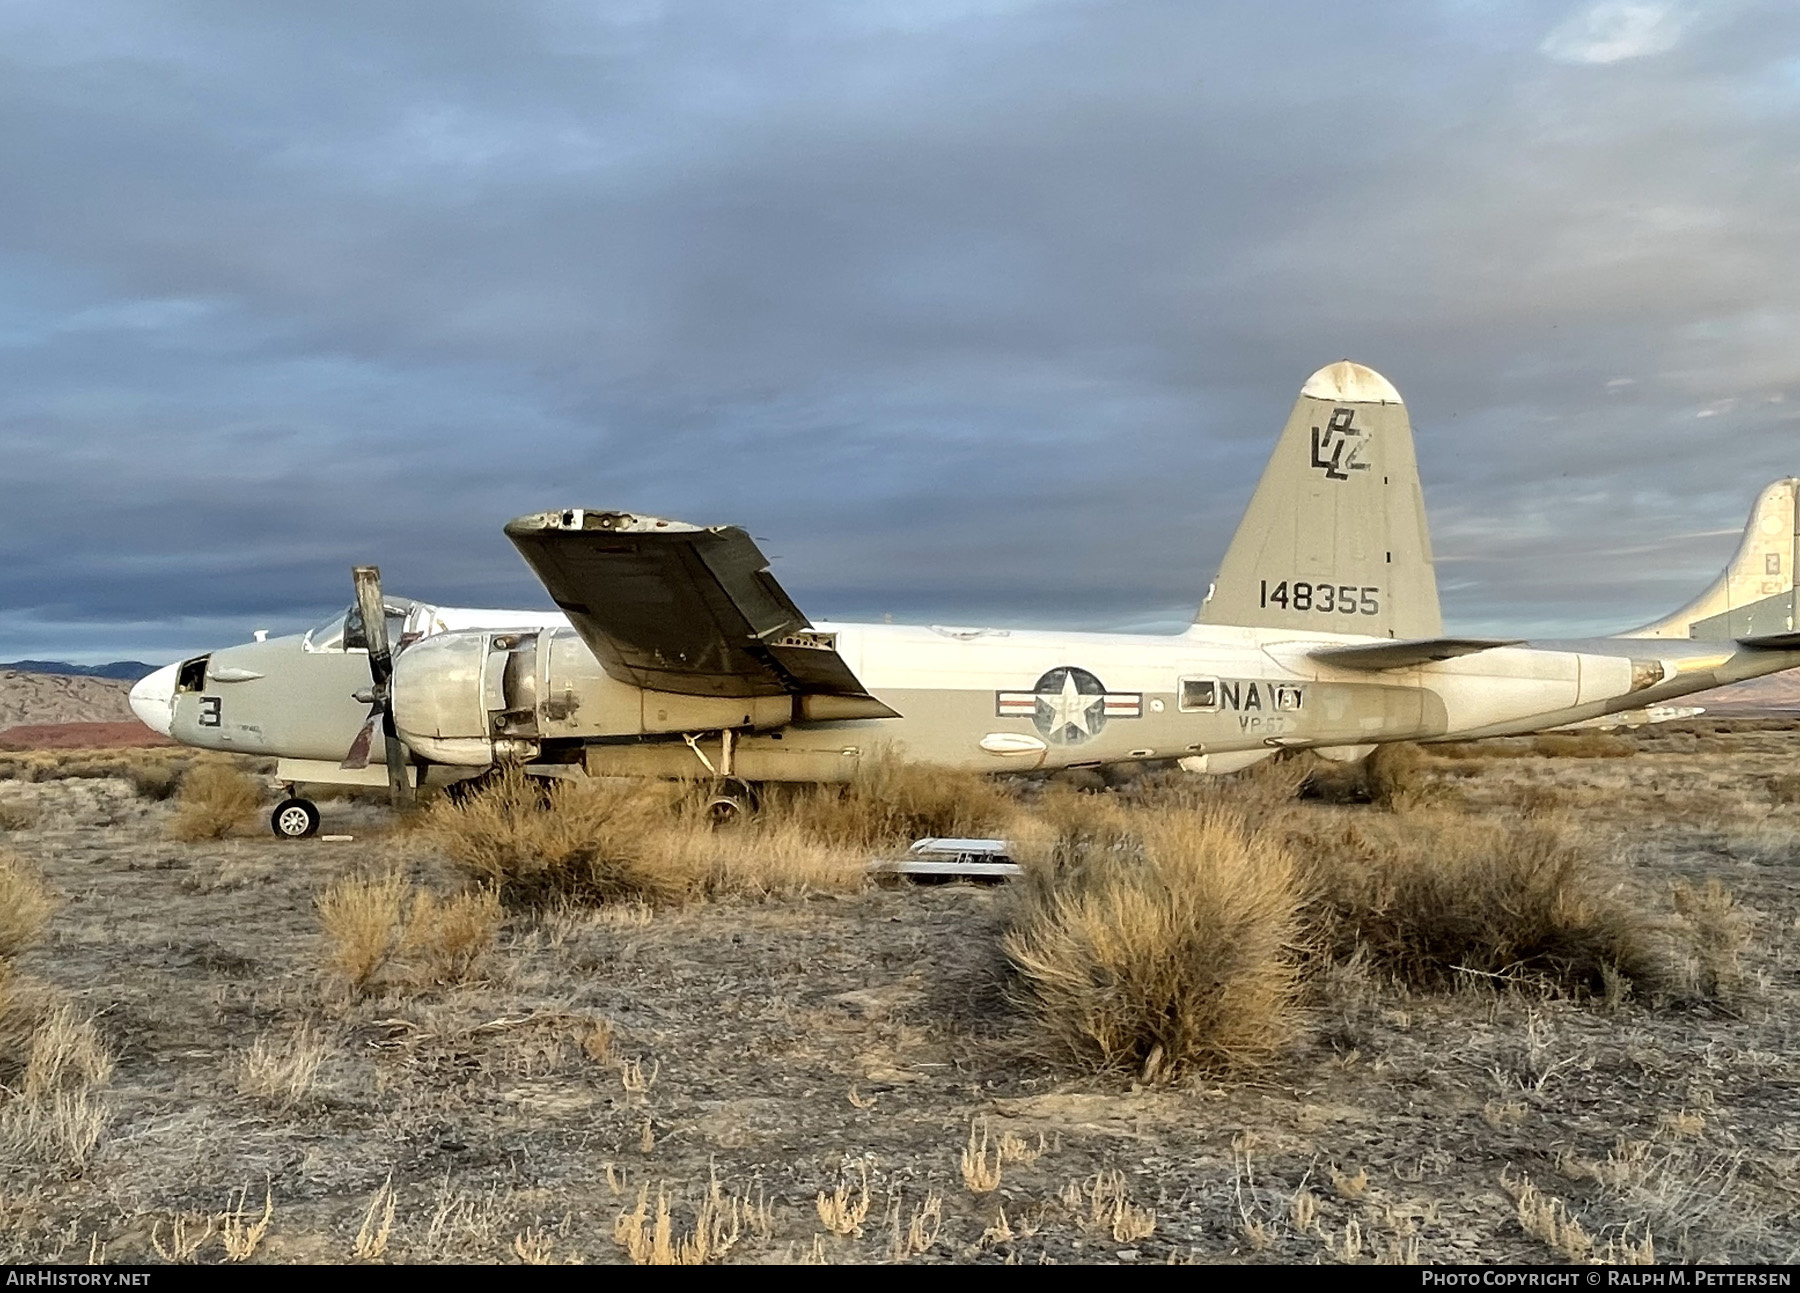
[1197,361,1442,640]
[1626,479,1800,640]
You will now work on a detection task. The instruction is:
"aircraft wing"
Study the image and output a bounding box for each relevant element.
[504,509,898,714]
[1308,637,1522,671]
[1736,632,1800,650]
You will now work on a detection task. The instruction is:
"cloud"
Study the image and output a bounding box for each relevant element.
[1541,2,1694,65]
[0,1,1798,659]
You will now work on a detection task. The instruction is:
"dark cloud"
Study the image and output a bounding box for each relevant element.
[2,0,1798,660]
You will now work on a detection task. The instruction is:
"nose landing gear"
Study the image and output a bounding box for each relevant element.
[270,796,321,839]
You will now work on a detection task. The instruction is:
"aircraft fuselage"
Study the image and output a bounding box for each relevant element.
[139,609,1793,786]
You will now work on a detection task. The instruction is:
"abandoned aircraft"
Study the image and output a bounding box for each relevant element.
[130,361,1800,837]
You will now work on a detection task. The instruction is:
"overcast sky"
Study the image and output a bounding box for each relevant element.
[3,0,1798,662]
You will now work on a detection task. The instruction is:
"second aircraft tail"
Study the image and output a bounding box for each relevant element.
[1625,478,1800,642]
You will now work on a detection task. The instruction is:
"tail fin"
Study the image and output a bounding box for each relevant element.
[1197,361,1442,640]
[1626,478,1800,640]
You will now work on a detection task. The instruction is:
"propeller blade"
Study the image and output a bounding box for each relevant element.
[340,710,377,771]
[381,707,411,807]
[349,564,413,808]
[352,566,393,688]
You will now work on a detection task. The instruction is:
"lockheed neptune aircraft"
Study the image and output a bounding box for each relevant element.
[131,361,1800,837]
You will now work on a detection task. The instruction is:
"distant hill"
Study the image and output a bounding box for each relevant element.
[0,671,139,727]
[1690,666,1800,713]
[0,659,158,682]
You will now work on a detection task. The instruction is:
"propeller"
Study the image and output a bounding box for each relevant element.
[338,565,413,808]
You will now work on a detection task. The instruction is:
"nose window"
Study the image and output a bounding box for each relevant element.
[176,656,210,694]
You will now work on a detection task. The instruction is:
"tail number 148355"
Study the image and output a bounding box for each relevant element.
[1259,581,1380,615]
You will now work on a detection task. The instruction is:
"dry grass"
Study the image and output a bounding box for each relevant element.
[640,816,868,901]
[1297,743,1440,810]
[316,872,506,995]
[0,747,205,799]
[401,888,505,985]
[422,769,867,908]
[615,1169,766,1265]
[1365,742,1437,809]
[1671,878,1750,999]
[1004,806,1302,1080]
[766,750,1018,850]
[0,801,39,831]
[220,1186,274,1262]
[1291,811,1669,997]
[0,850,55,962]
[1530,733,1636,759]
[816,1161,872,1234]
[958,1120,1002,1193]
[0,1002,114,1170]
[236,1022,329,1106]
[1125,755,1310,818]
[316,870,409,994]
[1764,772,1800,805]
[422,771,693,907]
[1063,1169,1156,1242]
[166,761,264,841]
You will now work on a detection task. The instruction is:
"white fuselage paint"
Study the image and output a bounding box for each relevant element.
[137,598,1793,780]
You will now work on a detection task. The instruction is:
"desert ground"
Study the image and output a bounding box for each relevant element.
[0,722,1797,1266]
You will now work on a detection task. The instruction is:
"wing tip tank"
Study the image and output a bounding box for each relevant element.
[1300,360,1403,406]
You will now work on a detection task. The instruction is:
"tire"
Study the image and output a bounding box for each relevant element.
[706,795,750,826]
[270,797,321,839]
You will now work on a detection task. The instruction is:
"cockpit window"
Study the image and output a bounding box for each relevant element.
[304,605,409,653]
[304,611,348,653]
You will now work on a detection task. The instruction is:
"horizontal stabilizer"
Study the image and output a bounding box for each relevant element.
[1735,632,1800,651]
[1309,637,1522,671]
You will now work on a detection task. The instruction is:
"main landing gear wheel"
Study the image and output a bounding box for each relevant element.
[271,797,321,839]
[705,779,760,826]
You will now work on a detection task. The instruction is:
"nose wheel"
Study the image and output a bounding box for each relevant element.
[271,797,322,839]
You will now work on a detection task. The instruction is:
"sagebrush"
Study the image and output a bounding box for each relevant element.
[1290,811,1668,996]
[424,769,866,907]
[167,762,263,841]
[1004,805,1301,1080]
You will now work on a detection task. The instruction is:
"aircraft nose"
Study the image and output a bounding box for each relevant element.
[129,663,179,737]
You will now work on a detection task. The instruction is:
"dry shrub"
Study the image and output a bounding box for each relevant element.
[0,851,55,961]
[167,762,263,841]
[316,870,506,995]
[19,1002,114,1097]
[1671,878,1750,999]
[0,1002,114,1169]
[1126,755,1309,820]
[770,751,1017,850]
[1529,733,1635,759]
[1764,773,1800,805]
[316,870,409,994]
[1365,742,1437,809]
[423,770,692,907]
[1004,806,1301,1080]
[0,801,38,831]
[1291,811,1667,996]
[402,888,505,984]
[425,769,867,908]
[121,761,184,801]
[11,748,193,799]
[1300,743,1438,809]
[640,816,867,900]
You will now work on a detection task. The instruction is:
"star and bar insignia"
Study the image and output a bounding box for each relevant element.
[996,666,1142,746]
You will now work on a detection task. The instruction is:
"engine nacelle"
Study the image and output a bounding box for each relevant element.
[390,629,549,765]
[391,626,800,766]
